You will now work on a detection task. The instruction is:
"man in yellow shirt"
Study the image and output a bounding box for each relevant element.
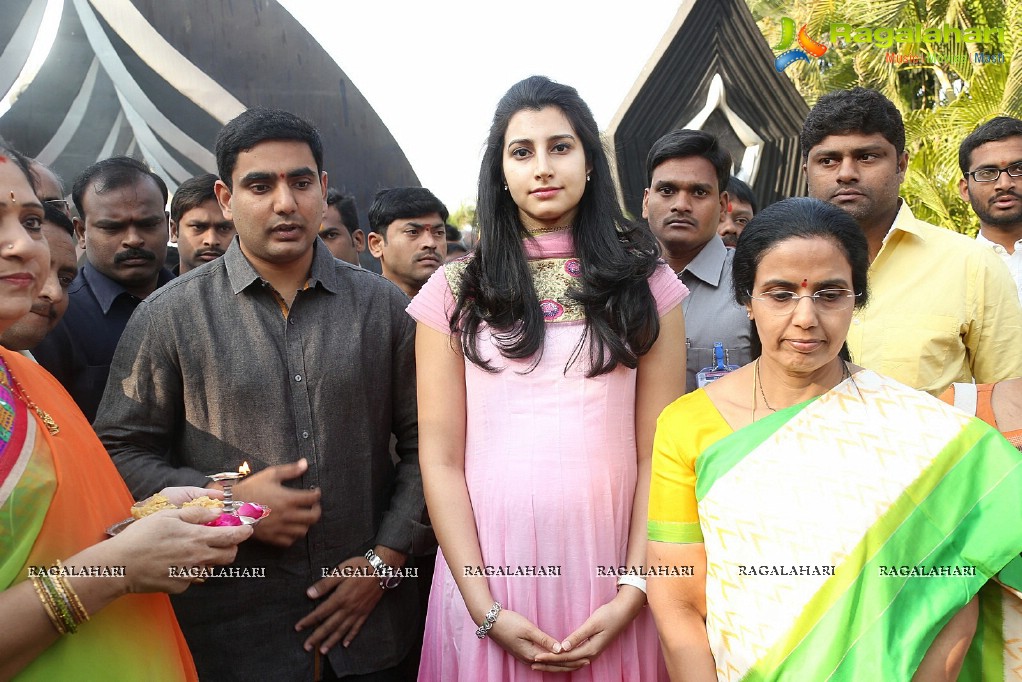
[801,87,1022,394]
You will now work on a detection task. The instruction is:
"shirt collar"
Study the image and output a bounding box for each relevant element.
[887,199,928,242]
[82,260,173,314]
[680,235,728,286]
[224,236,341,296]
[975,230,1021,253]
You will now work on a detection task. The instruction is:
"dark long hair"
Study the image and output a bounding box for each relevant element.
[452,76,662,377]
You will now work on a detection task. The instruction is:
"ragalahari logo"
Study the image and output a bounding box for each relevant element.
[773,17,828,72]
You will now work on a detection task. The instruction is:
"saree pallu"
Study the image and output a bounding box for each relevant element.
[0,349,196,681]
[941,382,1022,681]
[649,369,1022,681]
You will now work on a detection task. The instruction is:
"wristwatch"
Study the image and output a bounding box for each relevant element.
[364,549,402,589]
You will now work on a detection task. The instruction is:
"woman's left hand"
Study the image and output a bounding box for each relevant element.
[530,587,646,672]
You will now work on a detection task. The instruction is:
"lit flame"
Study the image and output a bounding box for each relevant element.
[238,461,251,476]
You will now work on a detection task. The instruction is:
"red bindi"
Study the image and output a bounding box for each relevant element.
[0,155,7,163]
[801,279,808,288]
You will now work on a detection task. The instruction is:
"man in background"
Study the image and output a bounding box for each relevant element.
[319,187,364,266]
[34,156,172,421]
[170,173,236,275]
[958,116,1022,304]
[802,88,1022,394]
[642,129,752,392]
[367,187,447,297]
[717,175,757,248]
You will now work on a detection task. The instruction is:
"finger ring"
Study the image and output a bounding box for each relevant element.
[192,576,207,584]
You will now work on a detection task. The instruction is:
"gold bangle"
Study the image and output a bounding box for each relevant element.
[55,561,90,625]
[32,576,68,635]
[40,573,77,634]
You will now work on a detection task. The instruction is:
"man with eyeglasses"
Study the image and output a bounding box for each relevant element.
[959,117,1022,305]
[802,88,1022,395]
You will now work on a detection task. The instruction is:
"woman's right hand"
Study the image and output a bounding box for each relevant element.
[99,506,253,594]
[487,609,590,673]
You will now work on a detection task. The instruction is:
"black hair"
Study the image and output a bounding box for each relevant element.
[170,173,218,224]
[42,202,74,236]
[368,187,449,238]
[71,156,168,220]
[29,160,65,199]
[215,107,323,190]
[958,116,1022,175]
[800,87,905,160]
[445,223,462,242]
[0,142,36,191]
[447,241,468,257]
[733,198,870,360]
[645,129,731,193]
[726,176,757,213]
[455,75,662,377]
[326,187,360,234]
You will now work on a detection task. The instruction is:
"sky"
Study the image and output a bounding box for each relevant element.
[279,0,683,212]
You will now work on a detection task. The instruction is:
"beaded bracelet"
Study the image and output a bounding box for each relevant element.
[475,601,502,639]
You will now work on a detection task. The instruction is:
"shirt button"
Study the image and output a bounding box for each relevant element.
[853,319,861,325]
[301,431,309,439]
[289,317,296,324]
[295,374,302,382]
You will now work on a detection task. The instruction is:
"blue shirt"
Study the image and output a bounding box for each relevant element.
[34,261,174,422]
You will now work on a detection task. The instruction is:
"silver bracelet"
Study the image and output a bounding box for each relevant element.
[616,575,647,594]
[475,601,502,639]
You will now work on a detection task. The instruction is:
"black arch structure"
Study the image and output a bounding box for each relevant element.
[0,0,418,224]
[609,0,809,217]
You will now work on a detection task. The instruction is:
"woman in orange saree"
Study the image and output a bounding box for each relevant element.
[0,143,252,680]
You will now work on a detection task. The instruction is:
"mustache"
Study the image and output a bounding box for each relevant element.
[991,190,1021,204]
[29,301,54,319]
[114,248,156,264]
[415,250,440,262]
[194,248,226,259]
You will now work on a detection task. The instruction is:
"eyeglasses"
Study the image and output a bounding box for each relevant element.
[44,198,71,213]
[749,289,858,315]
[965,163,1022,183]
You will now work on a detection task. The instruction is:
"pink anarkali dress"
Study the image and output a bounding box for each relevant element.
[407,231,686,681]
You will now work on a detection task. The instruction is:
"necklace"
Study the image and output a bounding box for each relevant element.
[0,358,60,435]
[529,224,570,235]
[753,359,851,418]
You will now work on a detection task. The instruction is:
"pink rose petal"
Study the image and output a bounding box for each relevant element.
[237,502,264,519]
[205,513,243,527]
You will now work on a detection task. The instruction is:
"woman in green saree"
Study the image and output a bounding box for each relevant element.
[647,197,1022,681]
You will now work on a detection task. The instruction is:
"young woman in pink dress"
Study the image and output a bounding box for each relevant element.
[408,76,687,681]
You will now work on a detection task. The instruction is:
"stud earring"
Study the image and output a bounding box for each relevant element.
[503,184,508,191]
[586,174,591,182]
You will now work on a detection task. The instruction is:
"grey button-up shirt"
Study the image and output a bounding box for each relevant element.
[679,236,753,392]
[95,238,427,679]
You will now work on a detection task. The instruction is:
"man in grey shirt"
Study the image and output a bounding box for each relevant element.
[95,108,428,680]
[642,129,753,392]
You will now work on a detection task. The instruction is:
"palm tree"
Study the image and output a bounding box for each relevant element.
[748,0,1021,233]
